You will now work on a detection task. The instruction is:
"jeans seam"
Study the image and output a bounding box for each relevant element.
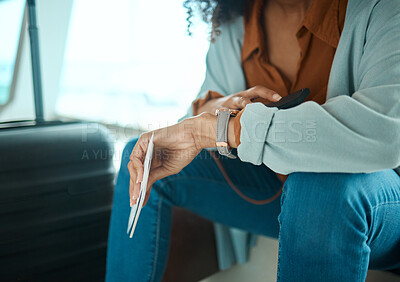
[149,195,163,282]
[356,203,400,280]
[357,237,363,282]
[276,232,282,282]
[357,227,371,282]
[276,189,286,282]
[367,201,400,214]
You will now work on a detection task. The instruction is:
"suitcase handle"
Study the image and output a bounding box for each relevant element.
[27,0,44,123]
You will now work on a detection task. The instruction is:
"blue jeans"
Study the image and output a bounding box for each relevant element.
[106,138,400,281]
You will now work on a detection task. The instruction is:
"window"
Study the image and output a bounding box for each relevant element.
[57,0,209,129]
[0,0,25,106]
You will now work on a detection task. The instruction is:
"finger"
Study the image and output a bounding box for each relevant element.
[131,178,140,202]
[128,158,143,207]
[127,161,134,199]
[130,157,144,183]
[130,179,140,207]
[127,161,139,206]
[141,177,155,208]
[148,166,170,190]
[140,176,154,208]
[129,134,151,183]
[129,178,134,207]
[142,167,167,207]
[244,86,282,101]
[231,96,253,109]
[143,189,151,207]
[143,158,180,207]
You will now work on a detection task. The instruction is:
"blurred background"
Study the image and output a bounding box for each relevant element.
[0,0,208,168]
[1,1,399,281]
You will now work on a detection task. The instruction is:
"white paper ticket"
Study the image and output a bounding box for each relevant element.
[127,133,154,238]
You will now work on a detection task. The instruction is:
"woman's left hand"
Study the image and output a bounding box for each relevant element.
[127,113,218,207]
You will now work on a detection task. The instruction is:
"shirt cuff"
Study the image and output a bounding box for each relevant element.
[192,90,224,116]
[237,103,278,165]
[233,109,244,146]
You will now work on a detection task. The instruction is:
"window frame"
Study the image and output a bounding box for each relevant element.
[0,2,26,112]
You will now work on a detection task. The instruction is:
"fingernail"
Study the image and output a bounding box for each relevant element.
[136,179,140,184]
[272,94,282,101]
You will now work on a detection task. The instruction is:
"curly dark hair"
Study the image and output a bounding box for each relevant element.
[183,0,248,40]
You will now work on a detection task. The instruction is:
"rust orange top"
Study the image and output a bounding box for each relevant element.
[193,0,348,182]
[234,0,348,143]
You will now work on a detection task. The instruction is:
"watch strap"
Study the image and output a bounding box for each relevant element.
[216,110,237,159]
[217,145,236,159]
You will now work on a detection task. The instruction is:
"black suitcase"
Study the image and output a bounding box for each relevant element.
[0,1,115,281]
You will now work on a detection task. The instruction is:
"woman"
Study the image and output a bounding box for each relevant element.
[106,0,400,281]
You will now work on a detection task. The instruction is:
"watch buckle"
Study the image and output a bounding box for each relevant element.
[216,141,229,147]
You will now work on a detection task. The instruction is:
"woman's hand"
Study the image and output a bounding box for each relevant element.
[127,114,217,207]
[198,85,282,115]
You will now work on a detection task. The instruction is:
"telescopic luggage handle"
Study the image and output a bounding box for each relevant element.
[27,0,44,123]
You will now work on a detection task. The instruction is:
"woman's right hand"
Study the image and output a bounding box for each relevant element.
[197,85,282,115]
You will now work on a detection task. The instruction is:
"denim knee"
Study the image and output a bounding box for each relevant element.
[282,172,378,213]
[281,172,373,213]
[278,172,371,252]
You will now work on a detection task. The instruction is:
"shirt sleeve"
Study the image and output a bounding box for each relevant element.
[237,1,400,174]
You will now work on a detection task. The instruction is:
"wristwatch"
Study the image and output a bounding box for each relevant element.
[215,108,240,159]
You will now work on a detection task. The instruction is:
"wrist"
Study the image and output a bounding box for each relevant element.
[189,112,238,149]
[227,117,237,148]
[192,113,217,148]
